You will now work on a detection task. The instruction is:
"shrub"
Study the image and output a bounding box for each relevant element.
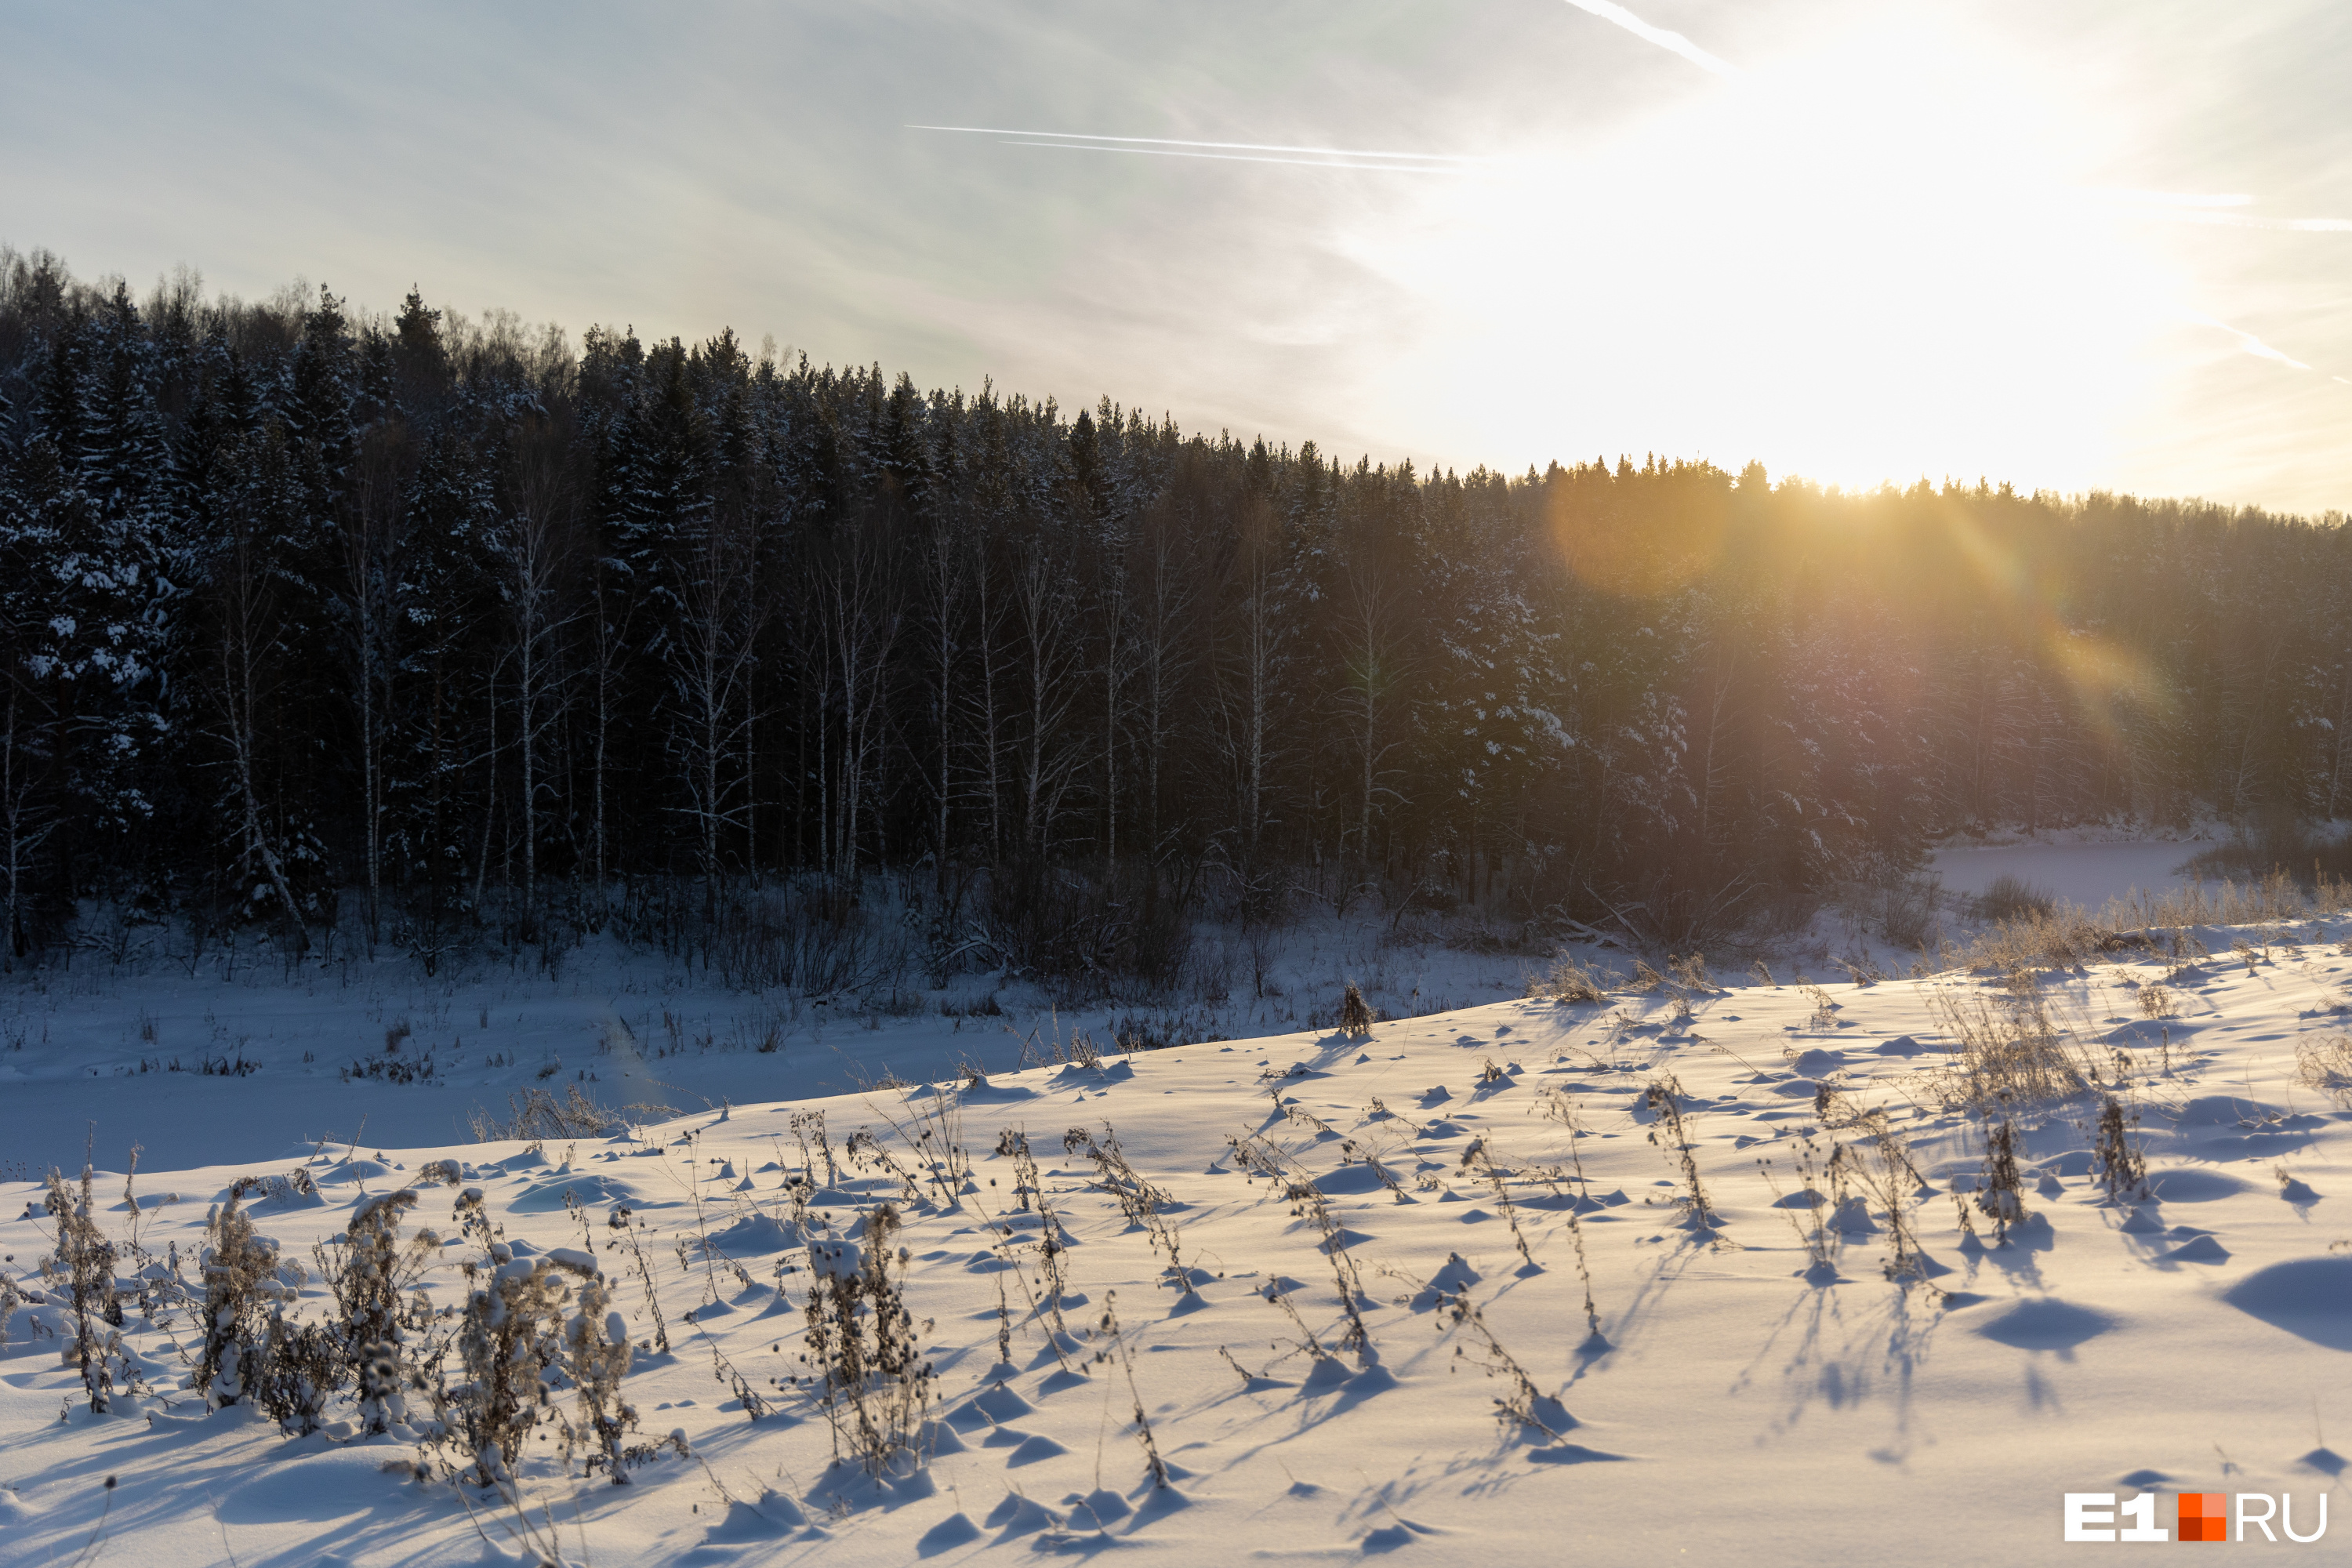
[797,1204,935,1475]
[564,1269,638,1483]
[1878,873,1943,950]
[1975,875,2056,923]
[1011,1011,1105,1069]
[253,1308,343,1436]
[323,1189,439,1434]
[450,1221,597,1488]
[194,1190,285,1408]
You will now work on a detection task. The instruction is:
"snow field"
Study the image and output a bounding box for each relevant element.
[7,917,2352,1563]
[1929,840,2202,908]
[0,916,1534,1177]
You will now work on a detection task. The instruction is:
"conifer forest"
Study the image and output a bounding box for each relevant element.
[2,248,2347,975]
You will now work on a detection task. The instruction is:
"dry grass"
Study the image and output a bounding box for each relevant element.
[1668,953,1718,993]
[2296,1034,2352,1105]
[1010,1011,1102,1069]
[1962,906,2154,975]
[1527,953,1610,1004]
[469,1085,634,1142]
[1927,992,2092,1114]
[1962,870,2352,978]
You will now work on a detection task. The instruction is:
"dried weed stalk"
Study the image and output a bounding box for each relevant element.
[1075,1124,1194,1298]
[1534,954,1609,1004]
[565,1269,638,1483]
[1459,1141,1534,1268]
[1392,1265,1565,1442]
[451,1198,597,1487]
[1642,1076,1716,1229]
[605,1204,670,1352]
[2090,1094,2149,1202]
[1229,1132,1371,1360]
[40,1167,125,1413]
[1092,1292,1171,1489]
[1844,1111,1933,1284]
[1973,1120,2030,1244]
[1535,1089,1602,1336]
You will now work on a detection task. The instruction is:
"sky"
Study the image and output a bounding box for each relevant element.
[2,0,2347,516]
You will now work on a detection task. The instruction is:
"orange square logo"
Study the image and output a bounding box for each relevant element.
[2178,1493,2228,1542]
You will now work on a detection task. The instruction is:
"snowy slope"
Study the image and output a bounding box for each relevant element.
[7,921,2352,1565]
[0,920,1532,1177]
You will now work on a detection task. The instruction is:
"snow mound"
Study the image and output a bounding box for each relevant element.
[2225,1258,2352,1349]
[1976,1299,2118,1351]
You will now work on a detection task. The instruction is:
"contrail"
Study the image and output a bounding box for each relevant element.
[2090,189,2352,230]
[994,140,1475,176]
[2093,189,2255,209]
[2192,314,2314,371]
[2180,212,2352,234]
[908,125,1490,165]
[1560,0,1739,78]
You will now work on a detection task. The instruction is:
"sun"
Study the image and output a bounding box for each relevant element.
[1342,14,2182,494]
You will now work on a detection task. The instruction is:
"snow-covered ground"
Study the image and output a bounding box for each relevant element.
[0,915,1534,1178]
[1929,839,2203,908]
[7,891,2352,1563]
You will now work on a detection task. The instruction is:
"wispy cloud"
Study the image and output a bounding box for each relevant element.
[908,125,1490,175]
[1559,1,1739,78]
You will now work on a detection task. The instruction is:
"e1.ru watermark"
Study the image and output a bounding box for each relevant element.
[2065,1492,2327,1543]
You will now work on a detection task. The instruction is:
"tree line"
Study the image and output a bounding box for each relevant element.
[1,246,2347,972]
